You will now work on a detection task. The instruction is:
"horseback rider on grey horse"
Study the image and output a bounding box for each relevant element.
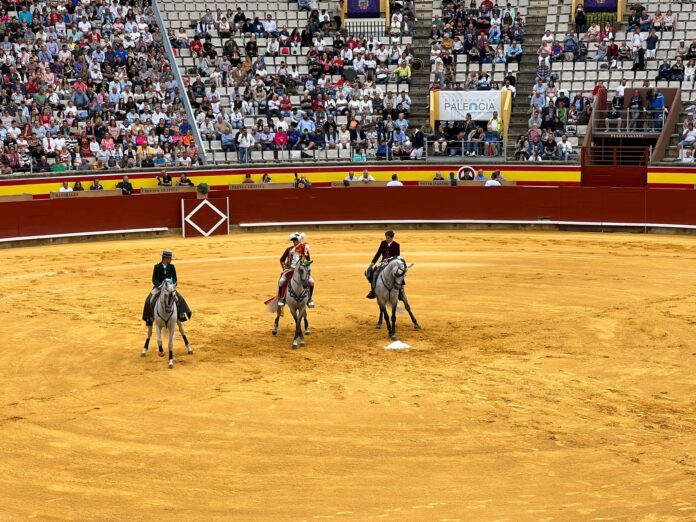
[366,230,402,299]
[142,250,192,325]
[277,232,315,308]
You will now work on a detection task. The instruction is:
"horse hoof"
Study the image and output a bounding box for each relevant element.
[375,323,382,329]
[141,349,147,357]
[305,328,311,335]
[300,340,305,347]
[168,360,174,369]
[158,350,164,357]
[292,344,298,350]
[272,330,277,336]
[187,345,193,355]
[390,335,398,341]
[414,324,421,330]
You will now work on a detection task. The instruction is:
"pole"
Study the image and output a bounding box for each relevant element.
[152,0,208,165]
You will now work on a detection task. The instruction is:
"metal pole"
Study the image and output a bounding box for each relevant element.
[151,0,208,165]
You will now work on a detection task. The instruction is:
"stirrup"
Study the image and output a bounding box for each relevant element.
[366,290,376,299]
[277,298,285,307]
[307,300,315,308]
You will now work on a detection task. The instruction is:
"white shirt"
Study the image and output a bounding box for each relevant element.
[59,186,73,192]
[387,180,404,186]
[558,140,573,153]
[485,179,502,187]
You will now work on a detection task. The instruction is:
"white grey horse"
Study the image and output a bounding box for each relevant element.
[272,302,310,337]
[370,257,420,341]
[277,260,311,349]
[141,280,192,368]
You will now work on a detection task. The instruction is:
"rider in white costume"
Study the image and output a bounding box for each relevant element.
[277,232,315,308]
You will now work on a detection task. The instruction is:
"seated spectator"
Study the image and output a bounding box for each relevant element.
[117,176,134,195]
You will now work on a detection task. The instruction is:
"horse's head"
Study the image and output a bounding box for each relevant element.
[296,259,312,288]
[160,279,177,308]
[393,259,412,289]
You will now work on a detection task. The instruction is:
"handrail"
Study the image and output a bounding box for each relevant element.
[151,0,208,165]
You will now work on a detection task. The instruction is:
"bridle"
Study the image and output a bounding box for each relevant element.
[379,257,408,292]
[156,282,176,323]
[288,261,310,301]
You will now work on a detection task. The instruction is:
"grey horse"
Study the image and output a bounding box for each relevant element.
[275,260,311,349]
[368,257,420,341]
[142,280,192,368]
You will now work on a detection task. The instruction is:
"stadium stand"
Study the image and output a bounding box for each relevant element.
[427,0,524,158]
[0,0,197,174]
[159,0,432,163]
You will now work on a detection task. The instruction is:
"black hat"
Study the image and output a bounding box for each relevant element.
[161,250,174,259]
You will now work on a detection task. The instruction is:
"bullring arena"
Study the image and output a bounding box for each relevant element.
[1,165,696,520]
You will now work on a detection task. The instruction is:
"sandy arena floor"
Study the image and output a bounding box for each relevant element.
[1,230,695,521]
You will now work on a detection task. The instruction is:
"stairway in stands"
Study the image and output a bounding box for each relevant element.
[505,0,549,159]
[409,0,435,128]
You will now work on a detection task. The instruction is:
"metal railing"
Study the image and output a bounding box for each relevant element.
[581,146,650,166]
[427,139,506,159]
[207,141,434,163]
[343,20,388,37]
[594,109,666,133]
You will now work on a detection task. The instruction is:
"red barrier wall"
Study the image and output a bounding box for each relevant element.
[0,192,196,238]
[1,187,696,240]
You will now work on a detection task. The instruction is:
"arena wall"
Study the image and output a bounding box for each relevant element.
[2,186,696,241]
[1,165,696,198]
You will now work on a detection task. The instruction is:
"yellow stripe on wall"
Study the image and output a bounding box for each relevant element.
[648,171,696,185]
[0,168,584,196]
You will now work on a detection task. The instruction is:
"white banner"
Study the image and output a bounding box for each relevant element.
[434,91,502,121]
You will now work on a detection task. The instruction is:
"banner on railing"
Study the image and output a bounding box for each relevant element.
[347,0,380,18]
[583,0,617,13]
[431,91,502,122]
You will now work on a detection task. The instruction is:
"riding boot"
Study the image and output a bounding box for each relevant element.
[277,286,286,307]
[366,285,376,299]
[308,286,315,308]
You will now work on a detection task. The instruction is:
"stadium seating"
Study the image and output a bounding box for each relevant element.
[0,1,196,174]
[159,0,420,163]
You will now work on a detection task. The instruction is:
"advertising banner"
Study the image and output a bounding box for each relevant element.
[433,91,502,121]
[583,0,618,13]
[346,0,380,18]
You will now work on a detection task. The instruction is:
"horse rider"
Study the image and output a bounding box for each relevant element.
[277,232,315,308]
[142,250,192,325]
[366,230,401,299]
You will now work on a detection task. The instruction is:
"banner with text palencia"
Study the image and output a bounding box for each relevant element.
[434,91,502,121]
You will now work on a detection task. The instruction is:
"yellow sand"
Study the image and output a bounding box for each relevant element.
[1,230,695,521]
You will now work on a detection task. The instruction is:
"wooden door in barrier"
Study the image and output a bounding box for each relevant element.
[181,197,229,237]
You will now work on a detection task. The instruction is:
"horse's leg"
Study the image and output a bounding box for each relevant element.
[157,324,164,357]
[272,306,281,336]
[298,306,306,346]
[168,323,175,368]
[390,296,398,341]
[142,324,152,356]
[376,307,383,329]
[401,292,420,329]
[304,312,310,335]
[380,303,392,338]
[178,321,193,354]
[290,306,299,349]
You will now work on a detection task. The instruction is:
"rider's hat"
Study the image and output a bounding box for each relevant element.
[161,250,174,259]
[288,232,304,242]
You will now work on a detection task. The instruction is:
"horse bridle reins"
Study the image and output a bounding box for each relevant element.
[379,258,408,292]
[155,285,176,323]
[288,262,310,301]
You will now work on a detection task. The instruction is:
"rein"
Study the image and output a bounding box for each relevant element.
[288,266,309,302]
[379,258,407,292]
[155,287,176,323]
